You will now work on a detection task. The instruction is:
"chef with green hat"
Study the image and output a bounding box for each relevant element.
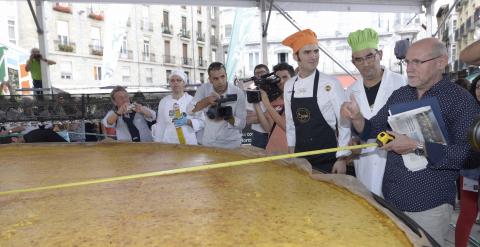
[345,28,406,197]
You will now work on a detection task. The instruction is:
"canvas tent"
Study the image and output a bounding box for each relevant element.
[27,0,437,89]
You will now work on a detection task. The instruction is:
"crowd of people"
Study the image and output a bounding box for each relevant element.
[2,27,480,246]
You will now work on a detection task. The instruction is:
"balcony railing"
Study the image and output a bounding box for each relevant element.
[163,55,176,64]
[53,3,72,14]
[198,58,208,67]
[197,32,205,42]
[161,23,173,35]
[141,21,154,32]
[179,29,191,39]
[210,35,218,46]
[89,44,103,56]
[182,57,193,66]
[119,50,133,59]
[143,52,156,62]
[54,40,76,53]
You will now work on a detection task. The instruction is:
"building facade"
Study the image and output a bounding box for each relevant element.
[13,2,220,93]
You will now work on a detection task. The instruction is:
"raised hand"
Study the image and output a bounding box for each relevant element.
[341,95,362,121]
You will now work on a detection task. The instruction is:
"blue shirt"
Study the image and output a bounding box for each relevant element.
[360,78,480,212]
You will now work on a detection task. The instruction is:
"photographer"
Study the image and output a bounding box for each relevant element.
[253,63,295,154]
[25,48,56,95]
[187,62,246,149]
[246,64,270,149]
[102,86,156,142]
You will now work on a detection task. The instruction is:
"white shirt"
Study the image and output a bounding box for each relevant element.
[187,83,247,149]
[152,93,204,145]
[284,70,351,158]
[102,107,156,142]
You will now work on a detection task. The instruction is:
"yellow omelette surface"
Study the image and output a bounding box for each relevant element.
[0,143,412,246]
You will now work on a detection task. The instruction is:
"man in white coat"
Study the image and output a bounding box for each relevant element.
[346,28,406,196]
[152,69,204,145]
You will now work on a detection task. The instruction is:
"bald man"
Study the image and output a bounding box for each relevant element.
[341,38,480,245]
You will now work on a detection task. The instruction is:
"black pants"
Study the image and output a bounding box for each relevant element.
[33,79,43,95]
[251,130,268,149]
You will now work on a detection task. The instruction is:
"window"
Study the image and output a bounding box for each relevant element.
[91,26,101,49]
[60,61,72,79]
[182,16,187,30]
[225,24,232,38]
[200,72,205,83]
[249,52,259,71]
[164,40,171,55]
[145,68,153,83]
[93,65,102,80]
[212,49,216,61]
[184,71,189,83]
[122,66,130,82]
[210,7,216,19]
[197,6,202,14]
[143,38,150,57]
[451,44,457,62]
[163,11,169,26]
[57,20,69,44]
[181,5,186,9]
[120,35,128,54]
[166,70,172,80]
[278,52,288,63]
[8,19,16,44]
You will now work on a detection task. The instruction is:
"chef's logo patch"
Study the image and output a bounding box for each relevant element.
[325,85,331,92]
[296,108,310,123]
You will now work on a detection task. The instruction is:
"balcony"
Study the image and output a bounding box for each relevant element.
[197,32,205,42]
[88,11,104,21]
[210,35,218,46]
[143,52,156,62]
[54,40,75,53]
[89,44,103,56]
[53,3,72,14]
[179,29,191,39]
[198,58,208,67]
[161,23,173,35]
[141,21,153,32]
[119,50,133,60]
[163,55,176,64]
[182,57,193,66]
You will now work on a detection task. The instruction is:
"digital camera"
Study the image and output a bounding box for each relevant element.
[206,94,237,120]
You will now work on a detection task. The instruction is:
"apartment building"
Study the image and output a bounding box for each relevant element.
[453,0,480,71]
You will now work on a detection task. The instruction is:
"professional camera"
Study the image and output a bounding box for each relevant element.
[206,94,237,120]
[469,115,480,151]
[246,72,282,103]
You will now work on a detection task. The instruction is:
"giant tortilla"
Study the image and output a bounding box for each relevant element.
[0,143,429,246]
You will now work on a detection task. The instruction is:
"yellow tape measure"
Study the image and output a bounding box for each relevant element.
[0,132,394,196]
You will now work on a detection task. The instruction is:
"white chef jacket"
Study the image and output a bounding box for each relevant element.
[187,83,246,149]
[284,70,351,158]
[346,68,406,196]
[152,93,204,145]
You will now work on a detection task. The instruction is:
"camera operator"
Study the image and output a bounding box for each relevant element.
[102,86,156,142]
[253,63,295,154]
[187,62,246,149]
[246,64,270,149]
[25,48,56,95]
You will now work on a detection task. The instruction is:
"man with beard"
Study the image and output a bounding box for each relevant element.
[345,28,406,196]
[282,29,351,173]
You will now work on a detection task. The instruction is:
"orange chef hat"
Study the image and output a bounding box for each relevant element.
[282,29,318,53]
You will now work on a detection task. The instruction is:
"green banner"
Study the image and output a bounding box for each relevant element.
[0,47,6,82]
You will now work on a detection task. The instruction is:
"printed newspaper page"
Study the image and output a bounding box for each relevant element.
[387,106,447,171]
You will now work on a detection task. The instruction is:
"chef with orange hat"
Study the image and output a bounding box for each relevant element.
[282,29,351,173]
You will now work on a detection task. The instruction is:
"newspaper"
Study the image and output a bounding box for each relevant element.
[387,106,447,171]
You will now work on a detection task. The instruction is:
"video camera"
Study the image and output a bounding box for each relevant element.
[246,72,282,103]
[206,94,237,120]
[469,115,480,151]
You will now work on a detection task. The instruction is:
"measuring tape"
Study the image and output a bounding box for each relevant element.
[0,132,394,196]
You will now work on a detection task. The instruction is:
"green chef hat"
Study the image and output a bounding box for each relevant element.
[347,28,379,53]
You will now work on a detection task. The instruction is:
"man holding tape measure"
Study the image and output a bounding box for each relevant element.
[341,37,480,245]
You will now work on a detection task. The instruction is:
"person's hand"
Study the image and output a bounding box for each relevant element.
[331,159,347,174]
[116,103,130,115]
[380,131,417,155]
[341,95,362,121]
[259,89,270,104]
[173,113,188,127]
[134,103,144,113]
[348,136,362,156]
[246,110,258,124]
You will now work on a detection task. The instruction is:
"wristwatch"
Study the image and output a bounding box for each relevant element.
[414,142,425,156]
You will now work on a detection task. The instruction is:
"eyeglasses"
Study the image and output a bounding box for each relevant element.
[352,51,379,65]
[403,55,442,66]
